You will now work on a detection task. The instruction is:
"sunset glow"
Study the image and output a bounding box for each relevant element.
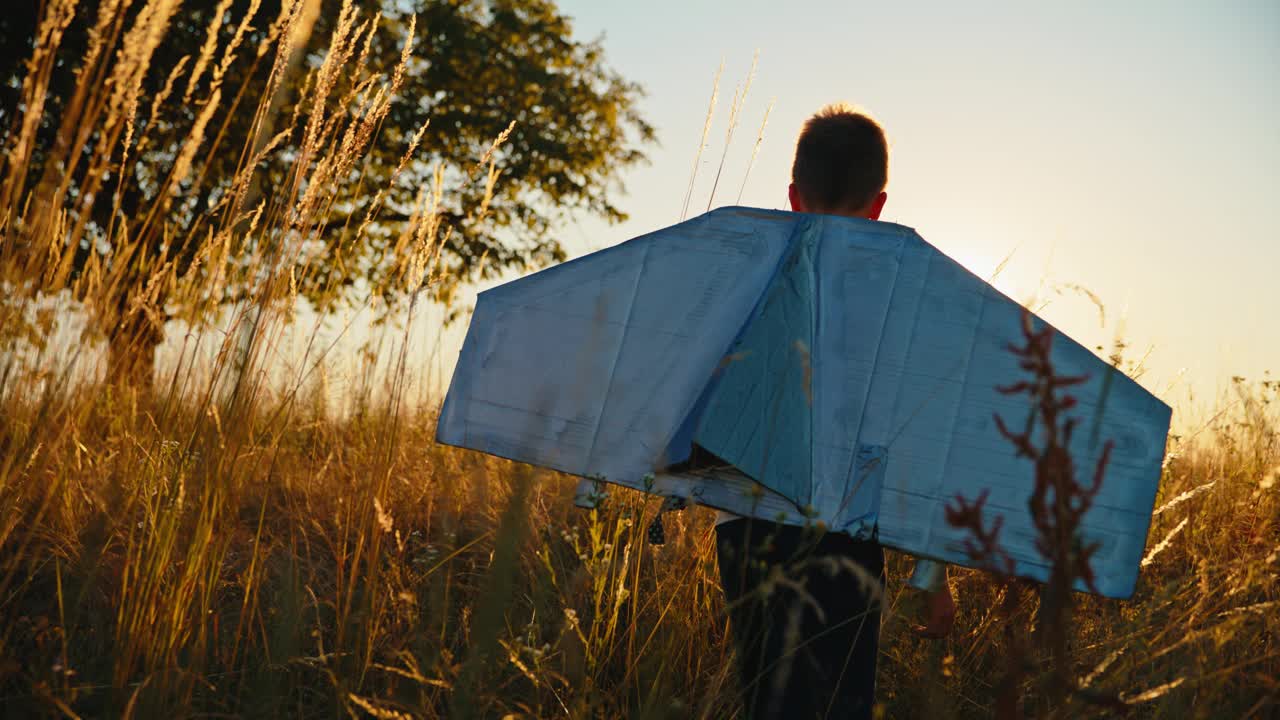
[552,0,1279,413]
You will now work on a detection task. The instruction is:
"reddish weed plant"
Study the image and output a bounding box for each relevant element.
[946,311,1127,717]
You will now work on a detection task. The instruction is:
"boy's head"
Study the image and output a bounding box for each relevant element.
[789,103,888,220]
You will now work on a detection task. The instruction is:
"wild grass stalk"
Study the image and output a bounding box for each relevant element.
[704,51,758,212]
[679,62,722,222]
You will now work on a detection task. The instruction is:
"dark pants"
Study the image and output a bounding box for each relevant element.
[716,518,885,720]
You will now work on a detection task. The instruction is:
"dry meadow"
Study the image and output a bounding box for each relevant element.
[1,2,1276,717]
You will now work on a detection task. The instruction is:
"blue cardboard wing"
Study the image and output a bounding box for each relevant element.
[437,206,1172,598]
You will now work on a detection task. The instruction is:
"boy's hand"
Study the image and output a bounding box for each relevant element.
[913,582,956,639]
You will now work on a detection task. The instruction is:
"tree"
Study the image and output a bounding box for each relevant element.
[0,0,654,385]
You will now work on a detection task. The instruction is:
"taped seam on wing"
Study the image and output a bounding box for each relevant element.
[657,223,788,473]
[691,219,808,504]
[924,275,991,559]
[437,298,486,446]
[751,217,818,508]
[581,239,652,478]
[882,251,975,451]
[834,238,906,530]
[802,218,820,512]
[755,217,818,509]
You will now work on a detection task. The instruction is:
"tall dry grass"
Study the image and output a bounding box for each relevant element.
[1,2,1277,718]
[1,379,1276,717]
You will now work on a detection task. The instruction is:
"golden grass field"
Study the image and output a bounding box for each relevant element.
[1,377,1275,718]
[1,1,1276,717]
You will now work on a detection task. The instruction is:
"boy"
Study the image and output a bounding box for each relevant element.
[714,104,956,720]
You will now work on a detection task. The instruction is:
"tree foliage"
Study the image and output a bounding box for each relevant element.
[0,0,653,321]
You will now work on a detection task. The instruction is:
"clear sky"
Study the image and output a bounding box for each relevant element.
[536,0,1278,412]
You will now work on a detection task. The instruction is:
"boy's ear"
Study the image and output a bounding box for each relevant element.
[864,191,888,220]
[788,183,807,213]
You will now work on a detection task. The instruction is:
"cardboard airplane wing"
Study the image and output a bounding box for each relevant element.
[437,206,1172,598]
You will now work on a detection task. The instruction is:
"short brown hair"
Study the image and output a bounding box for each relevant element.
[791,104,888,214]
